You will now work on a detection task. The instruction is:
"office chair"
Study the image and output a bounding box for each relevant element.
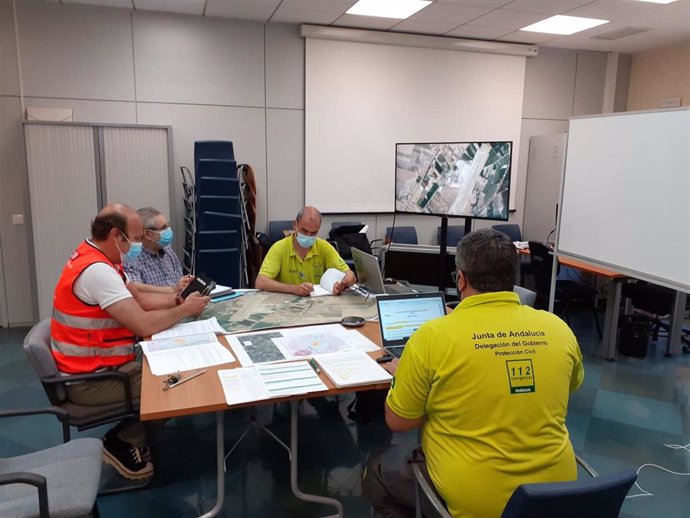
[447,286,536,309]
[194,140,234,166]
[23,320,151,495]
[386,226,418,245]
[413,455,635,518]
[493,224,532,283]
[621,281,690,354]
[331,221,363,230]
[0,407,102,518]
[528,242,602,337]
[437,226,465,247]
[268,220,294,245]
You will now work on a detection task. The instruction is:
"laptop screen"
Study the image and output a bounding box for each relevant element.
[376,292,447,348]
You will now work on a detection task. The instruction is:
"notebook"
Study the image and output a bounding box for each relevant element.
[376,291,447,358]
[351,247,415,296]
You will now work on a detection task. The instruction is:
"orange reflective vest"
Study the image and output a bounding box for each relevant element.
[51,241,136,374]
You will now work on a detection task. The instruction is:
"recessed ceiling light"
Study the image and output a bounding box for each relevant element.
[634,0,677,4]
[520,15,609,35]
[346,0,432,20]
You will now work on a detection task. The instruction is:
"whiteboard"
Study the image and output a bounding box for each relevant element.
[558,108,690,292]
[305,38,526,213]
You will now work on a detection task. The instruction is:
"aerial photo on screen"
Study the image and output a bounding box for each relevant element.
[395,142,511,219]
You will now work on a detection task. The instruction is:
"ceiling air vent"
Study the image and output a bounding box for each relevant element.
[591,26,650,40]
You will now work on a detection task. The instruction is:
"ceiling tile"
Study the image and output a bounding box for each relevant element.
[501,0,592,15]
[437,0,513,7]
[279,0,357,9]
[467,8,548,29]
[333,14,401,30]
[564,0,667,21]
[63,0,133,8]
[496,29,557,44]
[390,19,462,35]
[445,24,509,38]
[407,3,492,23]
[134,0,205,16]
[271,6,342,24]
[205,0,279,20]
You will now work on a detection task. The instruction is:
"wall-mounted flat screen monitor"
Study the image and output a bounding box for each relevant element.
[395,141,512,220]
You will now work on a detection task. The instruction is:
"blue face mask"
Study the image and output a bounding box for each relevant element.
[157,227,173,247]
[119,231,143,262]
[295,231,317,249]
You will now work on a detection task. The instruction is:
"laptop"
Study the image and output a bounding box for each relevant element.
[376,291,447,358]
[351,246,415,296]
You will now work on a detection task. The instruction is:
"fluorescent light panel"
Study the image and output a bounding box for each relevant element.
[346,0,432,20]
[520,15,609,35]
[634,0,676,4]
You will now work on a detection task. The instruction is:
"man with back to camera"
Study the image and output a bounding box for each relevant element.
[124,206,191,290]
[255,206,356,296]
[362,228,584,518]
[50,203,210,480]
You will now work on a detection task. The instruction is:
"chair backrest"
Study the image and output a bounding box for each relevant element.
[331,221,362,230]
[513,285,537,307]
[268,220,293,244]
[528,241,554,300]
[386,226,418,245]
[492,224,523,242]
[23,319,66,403]
[437,226,466,247]
[501,469,637,518]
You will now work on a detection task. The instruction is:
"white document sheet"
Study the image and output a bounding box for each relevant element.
[140,334,235,376]
[152,317,226,340]
[256,361,327,397]
[218,367,271,406]
[309,268,346,297]
[316,350,392,388]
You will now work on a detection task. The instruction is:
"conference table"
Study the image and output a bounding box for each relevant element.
[140,293,390,518]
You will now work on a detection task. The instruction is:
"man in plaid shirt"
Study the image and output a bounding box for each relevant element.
[124,207,186,289]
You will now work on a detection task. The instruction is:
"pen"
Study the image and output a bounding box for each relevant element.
[299,272,305,280]
[164,370,207,391]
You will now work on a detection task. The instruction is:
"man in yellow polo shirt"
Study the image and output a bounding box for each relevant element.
[363,228,584,518]
[255,206,356,296]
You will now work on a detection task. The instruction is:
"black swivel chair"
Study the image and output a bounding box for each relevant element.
[528,242,602,337]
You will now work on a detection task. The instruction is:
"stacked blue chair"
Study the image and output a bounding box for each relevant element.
[192,141,244,288]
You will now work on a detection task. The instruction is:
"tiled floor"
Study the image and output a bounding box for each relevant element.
[1,309,689,517]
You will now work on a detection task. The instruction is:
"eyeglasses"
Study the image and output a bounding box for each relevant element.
[119,230,143,244]
[147,222,170,233]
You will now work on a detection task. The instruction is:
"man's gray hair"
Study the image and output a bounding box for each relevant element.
[455,228,518,293]
[295,206,321,223]
[137,207,162,230]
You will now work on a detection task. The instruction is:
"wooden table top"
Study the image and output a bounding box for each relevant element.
[140,321,390,421]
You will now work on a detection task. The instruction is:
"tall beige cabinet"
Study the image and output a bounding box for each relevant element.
[24,122,173,320]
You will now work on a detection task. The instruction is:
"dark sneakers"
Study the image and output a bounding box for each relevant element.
[102,429,154,480]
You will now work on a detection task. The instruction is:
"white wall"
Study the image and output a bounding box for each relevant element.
[0,0,609,325]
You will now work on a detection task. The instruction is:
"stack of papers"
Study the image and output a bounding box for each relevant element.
[226,323,379,367]
[152,317,226,340]
[310,268,346,297]
[140,332,235,375]
[316,350,392,388]
[217,361,327,405]
[142,317,232,375]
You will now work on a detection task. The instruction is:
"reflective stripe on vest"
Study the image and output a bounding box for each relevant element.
[50,338,134,358]
[52,308,122,330]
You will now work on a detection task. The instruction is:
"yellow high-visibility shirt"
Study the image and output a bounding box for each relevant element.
[387,291,584,518]
[258,235,348,285]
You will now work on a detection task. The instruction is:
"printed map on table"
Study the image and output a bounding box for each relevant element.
[202,291,377,333]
